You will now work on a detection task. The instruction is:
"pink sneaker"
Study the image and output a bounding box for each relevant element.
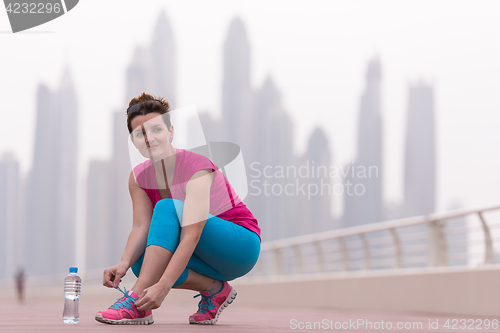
[95,287,153,325]
[189,281,237,325]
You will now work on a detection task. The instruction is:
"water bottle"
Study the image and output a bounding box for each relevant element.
[62,267,81,324]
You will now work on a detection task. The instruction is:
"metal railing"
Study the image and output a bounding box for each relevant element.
[250,204,500,279]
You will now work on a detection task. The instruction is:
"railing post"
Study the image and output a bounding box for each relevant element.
[313,241,325,274]
[359,233,371,270]
[292,245,303,275]
[478,212,494,264]
[338,237,348,271]
[390,228,402,268]
[256,255,265,278]
[427,219,447,266]
[272,248,285,276]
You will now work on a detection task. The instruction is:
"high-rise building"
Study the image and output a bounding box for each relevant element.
[125,11,176,105]
[222,17,253,151]
[25,84,56,275]
[404,81,436,216]
[343,57,383,227]
[252,76,295,240]
[125,46,151,103]
[54,68,79,274]
[109,110,134,261]
[303,128,334,233]
[25,69,79,275]
[85,160,113,270]
[0,153,20,280]
[254,76,283,164]
[150,11,176,107]
[86,110,132,270]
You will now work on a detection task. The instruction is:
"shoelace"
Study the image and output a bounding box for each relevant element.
[110,287,137,311]
[193,293,216,313]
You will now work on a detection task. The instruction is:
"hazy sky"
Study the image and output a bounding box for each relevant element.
[1,0,500,218]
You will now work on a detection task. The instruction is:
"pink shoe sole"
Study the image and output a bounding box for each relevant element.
[95,313,154,325]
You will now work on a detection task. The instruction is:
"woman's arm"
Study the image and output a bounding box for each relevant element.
[135,169,214,309]
[102,171,153,288]
[158,168,214,286]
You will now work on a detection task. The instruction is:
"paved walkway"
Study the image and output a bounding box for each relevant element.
[1,286,497,332]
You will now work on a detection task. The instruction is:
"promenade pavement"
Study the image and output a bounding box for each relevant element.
[0,284,497,332]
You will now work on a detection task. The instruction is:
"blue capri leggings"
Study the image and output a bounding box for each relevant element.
[131,198,261,288]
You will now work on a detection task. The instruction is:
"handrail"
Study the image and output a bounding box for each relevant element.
[261,204,500,251]
[252,204,500,278]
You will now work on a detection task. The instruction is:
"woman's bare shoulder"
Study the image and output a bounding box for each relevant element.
[129,170,145,194]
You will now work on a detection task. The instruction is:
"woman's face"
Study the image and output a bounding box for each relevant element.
[130,112,174,162]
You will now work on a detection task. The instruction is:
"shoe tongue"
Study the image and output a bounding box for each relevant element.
[127,290,138,298]
[200,290,212,297]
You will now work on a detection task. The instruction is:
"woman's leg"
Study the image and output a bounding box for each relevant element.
[131,246,216,294]
[177,217,260,325]
[130,199,219,294]
[130,198,260,293]
[176,268,216,291]
[179,215,261,284]
[130,198,182,293]
[131,245,171,294]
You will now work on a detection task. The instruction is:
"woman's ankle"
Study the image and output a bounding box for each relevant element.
[206,280,223,294]
[130,284,143,297]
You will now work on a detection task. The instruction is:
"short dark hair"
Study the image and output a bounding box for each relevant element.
[126,93,171,133]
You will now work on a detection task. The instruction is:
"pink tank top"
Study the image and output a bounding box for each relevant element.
[133,148,260,239]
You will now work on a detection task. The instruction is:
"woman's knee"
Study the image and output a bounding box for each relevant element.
[153,198,184,218]
[147,199,184,249]
[150,199,184,229]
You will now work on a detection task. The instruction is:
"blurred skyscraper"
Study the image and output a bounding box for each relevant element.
[343,57,383,227]
[109,110,134,258]
[404,81,436,216]
[220,17,260,233]
[125,11,176,106]
[25,68,79,276]
[150,11,176,108]
[253,76,295,240]
[302,128,335,233]
[86,12,176,270]
[55,68,79,273]
[25,84,56,276]
[86,160,113,269]
[0,153,20,280]
[222,17,253,153]
[126,46,151,102]
[86,110,131,270]
[398,81,437,268]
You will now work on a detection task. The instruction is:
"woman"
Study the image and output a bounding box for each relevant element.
[95,93,261,325]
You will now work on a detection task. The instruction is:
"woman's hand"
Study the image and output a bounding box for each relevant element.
[102,262,129,288]
[135,283,171,311]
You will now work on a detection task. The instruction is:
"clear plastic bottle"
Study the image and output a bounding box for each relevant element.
[62,267,81,324]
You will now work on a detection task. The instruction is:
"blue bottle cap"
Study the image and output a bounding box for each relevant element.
[69,267,78,273]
